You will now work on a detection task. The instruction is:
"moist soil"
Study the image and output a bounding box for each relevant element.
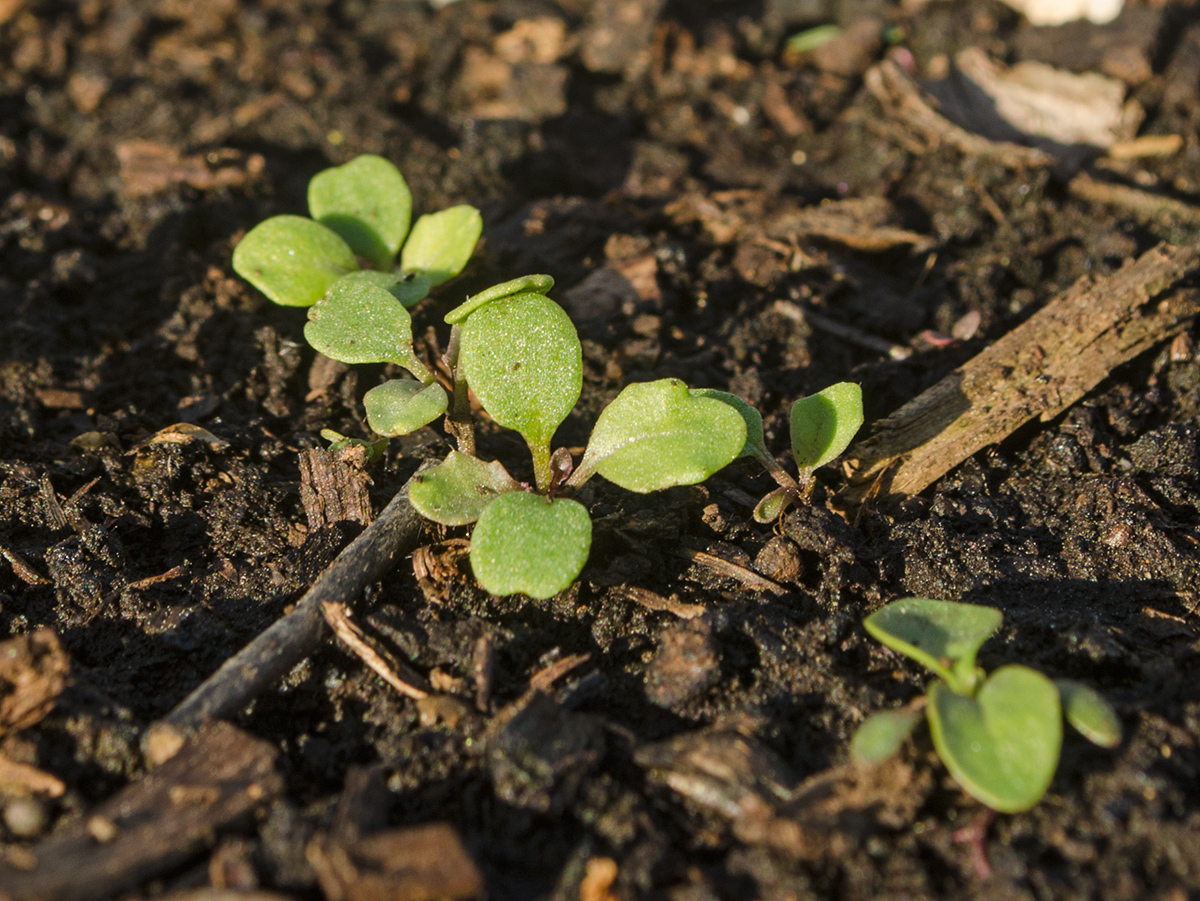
[3,1,1200,898]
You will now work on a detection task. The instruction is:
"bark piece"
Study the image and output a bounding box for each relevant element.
[0,721,282,901]
[645,617,721,708]
[308,822,484,901]
[299,447,374,530]
[0,631,68,737]
[845,243,1200,502]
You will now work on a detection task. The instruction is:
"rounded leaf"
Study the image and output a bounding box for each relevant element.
[363,379,448,437]
[399,205,483,286]
[409,451,521,526]
[305,277,428,379]
[232,215,358,307]
[850,708,923,766]
[308,154,412,269]
[334,269,432,308]
[470,493,592,599]
[752,487,792,524]
[458,292,582,452]
[790,381,864,471]
[576,379,746,493]
[690,388,766,459]
[928,665,1062,813]
[864,598,1003,688]
[1056,679,1121,748]
[445,274,555,324]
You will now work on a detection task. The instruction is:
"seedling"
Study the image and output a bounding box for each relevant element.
[744,381,864,522]
[850,598,1121,813]
[282,271,749,599]
[232,154,481,309]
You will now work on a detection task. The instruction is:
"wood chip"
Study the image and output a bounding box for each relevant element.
[674,546,788,595]
[846,242,1200,502]
[299,447,373,529]
[0,630,68,738]
[620,586,706,619]
[0,721,283,901]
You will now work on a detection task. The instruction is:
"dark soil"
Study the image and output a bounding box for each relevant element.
[3,0,1200,898]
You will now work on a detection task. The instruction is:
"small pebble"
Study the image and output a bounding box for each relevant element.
[5,797,49,838]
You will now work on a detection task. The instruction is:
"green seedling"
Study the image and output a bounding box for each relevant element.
[232,154,481,308]
[743,381,864,522]
[294,270,748,599]
[850,597,1121,813]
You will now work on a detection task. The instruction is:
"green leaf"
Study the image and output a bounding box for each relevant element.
[864,598,1003,690]
[469,493,592,599]
[333,269,432,308]
[850,708,923,766]
[458,291,582,477]
[790,382,864,471]
[363,379,448,437]
[928,665,1062,813]
[232,215,358,307]
[409,450,521,526]
[752,487,793,524]
[574,379,746,493]
[305,276,431,381]
[1056,679,1122,748]
[399,205,483,286]
[689,389,766,459]
[308,154,413,270]
[445,274,555,324]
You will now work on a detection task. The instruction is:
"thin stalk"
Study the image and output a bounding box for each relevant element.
[530,439,553,493]
[442,324,474,456]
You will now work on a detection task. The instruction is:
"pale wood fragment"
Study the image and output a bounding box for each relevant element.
[845,243,1200,502]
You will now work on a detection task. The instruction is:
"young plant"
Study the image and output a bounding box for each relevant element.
[289,271,750,599]
[850,597,1121,813]
[231,154,481,309]
[740,382,864,522]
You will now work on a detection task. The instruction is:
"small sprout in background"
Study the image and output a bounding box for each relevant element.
[232,154,481,310]
[743,381,864,523]
[319,429,388,463]
[851,597,1121,813]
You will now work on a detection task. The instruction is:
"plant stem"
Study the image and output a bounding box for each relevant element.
[442,324,475,456]
[530,439,552,493]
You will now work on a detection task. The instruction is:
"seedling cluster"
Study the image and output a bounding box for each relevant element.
[851,598,1121,812]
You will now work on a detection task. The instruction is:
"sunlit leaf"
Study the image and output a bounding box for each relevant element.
[232,215,358,307]
[363,379,447,437]
[690,388,766,459]
[458,291,582,468]
[399,205,482,286]
[752,487,792,524]
[305,277,430,381]
[308,154,412,269]
[928,665,1062,812]
[850,708,923,765]
[574,379,746,493]
[469,493,592,599]
[1057,679,1122,748]
[864,598,1003,690]
[333,269,431,308]
[445,274,555,324]
[409,450,521,526]
[790,382,864,471]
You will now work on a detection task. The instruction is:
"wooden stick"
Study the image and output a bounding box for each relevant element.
[845,243,1200,502]
[156,474,425,738]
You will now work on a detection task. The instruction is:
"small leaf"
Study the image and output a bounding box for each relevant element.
[1056,679,1121,748]
[790,382,864,471]
[752,487,792,524]
[305,277,430,381]
[308,154,412,269]
[928,665,1062,813]
[363,379,448,437]
[850,708,923,766]
[864,598,1003,689]
[409,451,521,526]
[690,389,766,459]
[575,379,746,493]
[232,215,358,307]
[333,269,432,308]
[399,205,483,286]
[458,291,582,460]
[445,274,555,324]
[470,493,592,599]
